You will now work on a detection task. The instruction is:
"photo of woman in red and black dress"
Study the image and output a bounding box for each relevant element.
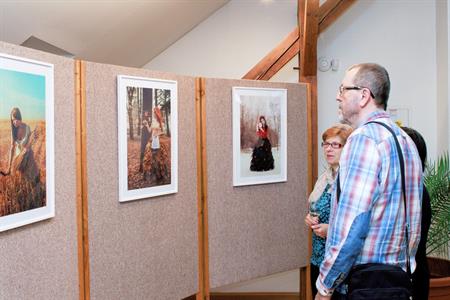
[250,116,274,172]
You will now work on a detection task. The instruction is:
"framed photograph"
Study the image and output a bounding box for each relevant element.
[0,53,55,231]
[388,107,410,127]
[232,87,287,186]
[117,75,177,202]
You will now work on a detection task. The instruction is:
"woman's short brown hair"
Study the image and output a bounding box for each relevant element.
[322,123,353,143]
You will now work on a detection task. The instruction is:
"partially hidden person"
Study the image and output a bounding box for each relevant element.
[402,126,432,300]
[305,123,353,298]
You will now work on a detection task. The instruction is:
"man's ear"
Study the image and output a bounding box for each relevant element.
[359,89,371,108]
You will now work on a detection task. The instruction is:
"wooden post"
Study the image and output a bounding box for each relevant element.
[299,1,319,299]
[196,78,210,300]
[300,266,308,300]
[75,60,90,300]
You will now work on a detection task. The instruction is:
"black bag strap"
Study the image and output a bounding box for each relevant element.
[336,121,411,278]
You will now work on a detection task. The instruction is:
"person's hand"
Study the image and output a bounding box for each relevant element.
[311,223,328,238]
[315,293,331,300]
[304,213,319,227]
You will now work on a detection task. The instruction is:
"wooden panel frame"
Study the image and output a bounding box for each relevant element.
[75,60,90,300]
[299,2,319,300]
[304,78,317,300]
[196,77,210,300]
[210,292,300,300]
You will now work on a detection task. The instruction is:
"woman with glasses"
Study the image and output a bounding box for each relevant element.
[304,123,353,298]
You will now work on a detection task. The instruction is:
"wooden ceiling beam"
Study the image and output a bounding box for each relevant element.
[318,0,357,33]
[319,0,344,22]
[243,0,357,82]
[259,40,300,81]
[242,27,299,80]
[299,0,319,78]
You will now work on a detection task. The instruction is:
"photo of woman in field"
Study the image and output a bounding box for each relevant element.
[0,60,51,229]
[6,108,39,181]
[1,107,45,215]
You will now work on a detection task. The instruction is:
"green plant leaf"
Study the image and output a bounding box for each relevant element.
[425,152,450,258]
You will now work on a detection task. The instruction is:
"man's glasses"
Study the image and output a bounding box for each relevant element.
[339,85,375,99]
[321,142,343,149]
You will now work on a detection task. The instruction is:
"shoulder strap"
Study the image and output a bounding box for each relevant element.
[336,121,411,277]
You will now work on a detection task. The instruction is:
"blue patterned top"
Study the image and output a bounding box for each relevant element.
[310,184,332,267]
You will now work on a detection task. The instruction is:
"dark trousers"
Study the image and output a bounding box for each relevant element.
[412,262,429,300]
[311,264,320,297]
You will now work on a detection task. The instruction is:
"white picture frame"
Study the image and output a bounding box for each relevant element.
[0,53,55,232]
[117,75,178,202]
[388,106,410,127]
[232,87,287,186]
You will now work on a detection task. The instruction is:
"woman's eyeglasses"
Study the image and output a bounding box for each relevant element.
[321,142,343,149]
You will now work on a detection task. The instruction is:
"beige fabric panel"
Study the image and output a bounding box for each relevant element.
[205,78,309,288]
[84,62,198,300]
[0,42,78,298]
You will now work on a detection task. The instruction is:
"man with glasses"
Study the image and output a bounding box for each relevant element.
[315,63,423,299]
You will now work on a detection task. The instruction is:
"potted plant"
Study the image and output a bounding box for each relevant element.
[425,152,450,300]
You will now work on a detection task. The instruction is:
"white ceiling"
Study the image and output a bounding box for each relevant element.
[0,0,229,67]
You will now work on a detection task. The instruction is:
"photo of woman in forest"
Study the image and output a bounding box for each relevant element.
[117,75,178,201]
[250,116,274,172]
[143,111,169,183]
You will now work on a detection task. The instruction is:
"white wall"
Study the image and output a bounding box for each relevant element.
[317,0,440,171]
[436,0,448,158]
[144,0,297,79]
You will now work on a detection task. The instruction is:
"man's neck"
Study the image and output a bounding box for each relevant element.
[355,109,387,127]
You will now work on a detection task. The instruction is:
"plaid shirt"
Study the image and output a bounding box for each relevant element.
[316,110,423,295]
